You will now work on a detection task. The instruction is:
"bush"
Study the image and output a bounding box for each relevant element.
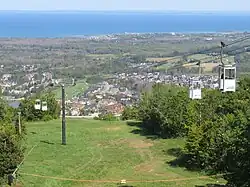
[98,113,118,121]
[19,92,60,122]
[137,79,250,186]
[0,92,25,185]
[138,84,191,138]
[175,78,250,186]
[93,116,99,120]
[0,125,24,185]
[42,114,53,121]
[121,106,139,121]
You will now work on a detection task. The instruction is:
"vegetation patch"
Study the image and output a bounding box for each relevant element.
[16,119,225,187]
[146,57,181,63]
[53,79,88,100]
[122,78,250,187]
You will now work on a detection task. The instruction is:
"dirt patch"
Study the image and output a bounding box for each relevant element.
[105,127,121,131]
[134,162,155,173]
[98,126,121,131]
[97,138,154,151]
[112,138,153,148]
[155,172,176,177]
[128,139,153,148]
[14,184,23,187]
[134,160,177,177]
[96,141,110,148]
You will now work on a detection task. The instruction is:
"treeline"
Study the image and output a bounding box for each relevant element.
[122,78,250,186]
[0,92,59,185]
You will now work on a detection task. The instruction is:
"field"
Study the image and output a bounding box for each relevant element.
[146,57,181,63]
[183,62,219,72]
[17,119,226,187]
[148,54,220,72]
[53,80,88,100]
[149,53,236,73]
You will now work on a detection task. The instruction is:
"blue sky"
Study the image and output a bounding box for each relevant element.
[1,0,250,11]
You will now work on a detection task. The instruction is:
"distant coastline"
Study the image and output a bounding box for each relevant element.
[0,11,249,38]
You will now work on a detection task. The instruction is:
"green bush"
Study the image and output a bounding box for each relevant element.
[0,125,24,185]
[98,113,118,121]
[42,114,53,121]
[121,106,139,121]
[138,84,191,138]
[19,92,60,122]
[137,78,250,186]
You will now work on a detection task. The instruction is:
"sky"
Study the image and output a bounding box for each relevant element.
[1,0,250,11]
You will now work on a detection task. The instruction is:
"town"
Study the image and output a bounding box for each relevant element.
[1,67,220,117]
[0,32,248,118]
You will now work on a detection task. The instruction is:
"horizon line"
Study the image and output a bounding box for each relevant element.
[0,9,250,12]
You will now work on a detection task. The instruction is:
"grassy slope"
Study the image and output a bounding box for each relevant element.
[18,119,225,187]
[53,80,88,100]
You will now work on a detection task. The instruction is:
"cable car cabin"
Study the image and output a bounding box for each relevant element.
[42,101,48,111]
[34,99,41,110]
[189,80,202,100]
[218,64,236,92]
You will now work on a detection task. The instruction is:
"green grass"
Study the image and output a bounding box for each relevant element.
[154,63,173,71]
[53,80,88,100]
[18,119,226,187]
[86,54,116,58]
[188,54,234,64]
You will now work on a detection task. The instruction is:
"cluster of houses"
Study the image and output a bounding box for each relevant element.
[0,71,58,97]
[63,81,138,117]
[1,63,221,118]
[62,71,219,117]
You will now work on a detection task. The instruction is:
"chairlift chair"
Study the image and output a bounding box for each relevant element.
[34,99,41,110]
[218,64,236,92]
[42,101,48,111]
[189,79,202,100]
[72,78,76,86]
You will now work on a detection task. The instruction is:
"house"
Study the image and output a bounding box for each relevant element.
[8,101,21,109]
[103,103,125,115]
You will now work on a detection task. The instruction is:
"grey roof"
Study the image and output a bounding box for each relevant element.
[8,101,21,109]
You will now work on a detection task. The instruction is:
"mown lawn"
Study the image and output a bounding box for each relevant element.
[18,119,226,187]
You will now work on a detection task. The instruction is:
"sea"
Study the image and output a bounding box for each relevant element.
[0,11,250,38]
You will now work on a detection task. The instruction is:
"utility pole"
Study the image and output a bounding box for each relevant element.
[220,41,226,91]
[198,62,201,77]
[61,84,66,145]
[49,79,76,145]
[199,101,201,126]
[198,63,201,126]
[18,112,21,135]
[220,41,226,66]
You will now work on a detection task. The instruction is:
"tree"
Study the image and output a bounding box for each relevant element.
[137,84,191,138]
[0,99,25,185]
[183,78,250,186]
[19,92,60,122]
[0,98,13,125]
[137,79,250,186]
[0,125,24,184]
[131,55,146,64]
